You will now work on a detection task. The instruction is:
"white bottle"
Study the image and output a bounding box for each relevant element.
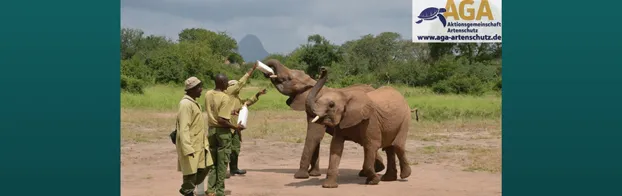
[237,105,249,127]
[256,60,275,75]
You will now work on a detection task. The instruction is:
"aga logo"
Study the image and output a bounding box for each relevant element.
[415,7,448,27]
[414,0,495,27]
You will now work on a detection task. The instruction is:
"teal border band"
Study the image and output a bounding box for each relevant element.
[503,0,622,195]
[0,0,620,195]
[0,1,120,195]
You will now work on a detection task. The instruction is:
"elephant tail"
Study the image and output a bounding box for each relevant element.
[411,108,419,121]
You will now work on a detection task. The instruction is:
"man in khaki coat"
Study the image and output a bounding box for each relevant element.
[176,76,214,196]
[224,63,266,177]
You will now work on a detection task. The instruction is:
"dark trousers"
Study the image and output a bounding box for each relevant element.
[179,167,211,196]
[229,131,242,171]
[207,127,232,196]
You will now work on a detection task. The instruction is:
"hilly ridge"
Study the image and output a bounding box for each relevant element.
[238,34,270,62]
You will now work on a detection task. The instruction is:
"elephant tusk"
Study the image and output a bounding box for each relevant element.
[311,116,320,123]
[269,74,278,78]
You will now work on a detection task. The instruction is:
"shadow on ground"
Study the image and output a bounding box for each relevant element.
[246,168,394,187]
[246,168,360,176]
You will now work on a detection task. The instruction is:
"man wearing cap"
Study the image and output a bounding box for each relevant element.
[205,73,246,196]
[176,77,213,196]
[224,63,267,177]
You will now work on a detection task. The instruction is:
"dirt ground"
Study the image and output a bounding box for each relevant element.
[121,110,501,196]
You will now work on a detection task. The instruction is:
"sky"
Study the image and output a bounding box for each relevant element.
[121,0,413,54]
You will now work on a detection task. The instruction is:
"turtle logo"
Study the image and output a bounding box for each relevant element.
[415,7,447,27]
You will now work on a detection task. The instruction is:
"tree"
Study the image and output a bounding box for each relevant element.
[227,53,244,64]
[299,34,343,76]
[121,28,145,60]
[428,43,456,62]
[120,27,502,95]
[178,28,238,61]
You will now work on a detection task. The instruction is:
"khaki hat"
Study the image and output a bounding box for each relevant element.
[184,77,202,90]
[228,80,238,86]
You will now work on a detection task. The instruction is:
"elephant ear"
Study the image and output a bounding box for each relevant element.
[290,70,317,91]
[287,90,309,111]
[339,91,374,129]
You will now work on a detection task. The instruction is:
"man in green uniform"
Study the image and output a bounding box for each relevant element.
[204,73,245,196]
[224,63,267,177]
[176,77,214,196]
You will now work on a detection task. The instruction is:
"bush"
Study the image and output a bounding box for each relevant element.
[328,73,377,88]
[431,80,453,94]
[121,56,154,85]
[120,28,503,97]
[386,61,430,86]
[121,75,146,94]
[494,77,502,91]
[426,55,464,85]
[432,75,486,95]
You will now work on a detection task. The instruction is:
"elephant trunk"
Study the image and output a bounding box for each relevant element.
[306,68,328,119]
[265,59,289,77]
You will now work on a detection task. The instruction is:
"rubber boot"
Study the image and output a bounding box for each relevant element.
[229,152,246,176]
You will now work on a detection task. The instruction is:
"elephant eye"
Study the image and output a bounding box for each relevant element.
[329,101,335,107]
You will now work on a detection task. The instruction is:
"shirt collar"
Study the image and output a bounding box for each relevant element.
[183,95,197,103]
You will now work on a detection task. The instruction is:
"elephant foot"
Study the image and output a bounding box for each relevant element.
[365,175,381,185]
[357,162,386,177]
[358,170,366,177]
[375,161,386,173]
[294,170,310,179]
[381,173,398,181]
[400,165,412,179]
[309,169,322,177]
[322,179,339,188]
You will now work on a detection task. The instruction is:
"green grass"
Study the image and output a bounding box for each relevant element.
[121,81,500,121]
[121,80,289,110]
[395,86,501,121]
[121,80,501,173]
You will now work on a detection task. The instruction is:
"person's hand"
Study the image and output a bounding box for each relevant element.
[235,122,246,131]
[256,88,267,96]
[231,109,240,116]
[249,62,258,73]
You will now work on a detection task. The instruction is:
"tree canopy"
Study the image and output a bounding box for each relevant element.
[120,27,501,95]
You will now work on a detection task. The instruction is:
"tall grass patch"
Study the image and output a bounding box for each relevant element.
[122,83,500,121]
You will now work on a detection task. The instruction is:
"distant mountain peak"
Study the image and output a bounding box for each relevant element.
[238,34,269,62]
[240,34,261,44]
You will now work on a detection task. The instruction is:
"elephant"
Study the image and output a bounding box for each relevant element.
[306,68,414,188]
[261,59,387,179]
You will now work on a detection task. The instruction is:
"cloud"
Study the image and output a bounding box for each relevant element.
[121,0,412,53]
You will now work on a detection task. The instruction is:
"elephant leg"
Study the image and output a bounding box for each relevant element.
[308,144,322,176]
[295,121,325,179]
[362,146,381,185]
[381,146,398,181]
[322,133,345,188]
[358,152,385,177]
[375,152,386,172]
[394,145,411,179]
[395,119,412,179]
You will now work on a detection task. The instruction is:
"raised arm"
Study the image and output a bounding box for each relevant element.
[243,88,267,107]
[227,64,258,95]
